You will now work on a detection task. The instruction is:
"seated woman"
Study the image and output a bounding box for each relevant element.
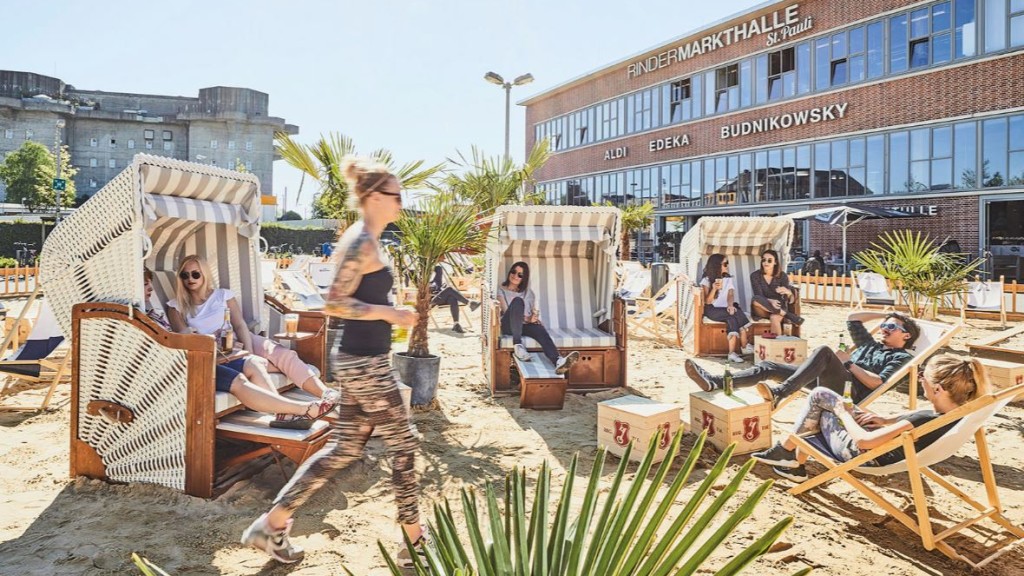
[700,253,753,363]
[749,249,803,335]
[430,264,479,334]
[166,255,335,429]
[751,354,986,482]
[497,261,579,375]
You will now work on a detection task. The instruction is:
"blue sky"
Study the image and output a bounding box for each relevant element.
[2,0,762,215]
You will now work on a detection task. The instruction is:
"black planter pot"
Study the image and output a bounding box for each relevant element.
[392,352,441,407]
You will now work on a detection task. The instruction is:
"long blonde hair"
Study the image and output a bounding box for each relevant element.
[174,254,215,319]
[925,354,990,406]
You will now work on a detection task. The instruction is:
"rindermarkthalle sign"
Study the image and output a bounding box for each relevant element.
[627,4,813,79]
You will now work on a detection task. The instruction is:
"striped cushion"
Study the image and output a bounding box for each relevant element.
[500,327,616,349]
[513,352,564,380]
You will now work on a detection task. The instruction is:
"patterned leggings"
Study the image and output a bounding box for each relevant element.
[273,351,420,525]
[792,388,860,462]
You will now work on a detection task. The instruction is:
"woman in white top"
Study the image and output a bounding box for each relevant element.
[167,255,334,428]
[497,261,579,375]
[700,253,753,363]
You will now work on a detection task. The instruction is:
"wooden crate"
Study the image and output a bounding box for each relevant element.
[753,335,808,365]
[598,395,681,463]
[975,358,1024,393]
[689,388,771,455]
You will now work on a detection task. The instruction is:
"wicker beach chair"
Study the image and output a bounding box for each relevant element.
[677,217,801,356]
[482,206,626,395]
[39,154,329,498]
[787,383,1024,569]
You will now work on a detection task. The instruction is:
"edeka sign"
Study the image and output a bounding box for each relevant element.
[626,4,812,79]
[649,134,690,152]
[720,103,848,139]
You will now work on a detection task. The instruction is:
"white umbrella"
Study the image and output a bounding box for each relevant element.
[785,204,916,264]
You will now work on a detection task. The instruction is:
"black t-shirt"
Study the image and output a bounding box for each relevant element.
[871,410,959,466]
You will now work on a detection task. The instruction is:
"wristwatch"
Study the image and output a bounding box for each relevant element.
[843,360,854,370]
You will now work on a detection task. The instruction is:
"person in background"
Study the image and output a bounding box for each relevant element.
[751,354,987,482]
[321,241,333,258]
[497,261,580,375]
[430,264,479,334]
[802,250,824,275]
[685,311,919,407]
[749,249,803,335]
[242,155,424,567]
[699,253,753,363]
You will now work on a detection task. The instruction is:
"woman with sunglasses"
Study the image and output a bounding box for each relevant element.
[750,249,803,335]
[243,156,424,567]
[497,261,580,374]
[166,255,336,429]
[752,354,988,482]
[700,253,753,363]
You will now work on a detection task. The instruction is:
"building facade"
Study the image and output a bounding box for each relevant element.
[522,0,1024,279]
[0,70,297,203]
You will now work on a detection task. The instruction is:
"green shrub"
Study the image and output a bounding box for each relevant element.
[0,256,16,268]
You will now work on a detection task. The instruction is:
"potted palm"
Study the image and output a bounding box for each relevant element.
[619,201,655,261]
[392,190,487,406]
[855,230,985,319]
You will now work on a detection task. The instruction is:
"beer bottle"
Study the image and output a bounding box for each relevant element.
[843,380,854,408]
[723,368,734,396]
[220,308,234,353]
[837,333,847,352]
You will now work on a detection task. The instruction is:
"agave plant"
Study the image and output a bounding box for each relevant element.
[855,230,985,319]
[365,430,806,576]
[274,132,445,225]
[619,202,655,262]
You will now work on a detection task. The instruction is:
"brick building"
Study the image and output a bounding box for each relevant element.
[522,0,1024,280]
[0,70,297,205]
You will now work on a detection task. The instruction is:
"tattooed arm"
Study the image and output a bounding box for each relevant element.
[324,224,396,321]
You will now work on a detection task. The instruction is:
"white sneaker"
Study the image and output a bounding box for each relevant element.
[514,344,531,361]
[555,351,580,375]
[741,343,755,355]
[728,352,744,363]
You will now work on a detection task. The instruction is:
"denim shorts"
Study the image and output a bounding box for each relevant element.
[215,358,247,392]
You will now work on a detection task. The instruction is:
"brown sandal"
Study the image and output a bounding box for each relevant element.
[270,398,336,430]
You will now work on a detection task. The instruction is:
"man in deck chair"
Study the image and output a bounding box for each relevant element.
[0,300,68,411]
[685,310,919,408]
[750,354,984,483]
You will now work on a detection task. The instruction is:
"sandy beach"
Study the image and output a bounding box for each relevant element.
[1,300,1022,575]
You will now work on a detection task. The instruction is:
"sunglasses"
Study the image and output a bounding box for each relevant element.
[510,271,524,278]
[377,190,402,204]
[179,270,202,281]
[879,321,907,333]
[761,258,775,263]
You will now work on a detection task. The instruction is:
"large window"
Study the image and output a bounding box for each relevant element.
[983,117,1008,186]
[767,47,796,99]
[711,64,739,114]
[666,79,692,123]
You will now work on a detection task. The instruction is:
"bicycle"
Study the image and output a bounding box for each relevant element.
[13,242,37,267]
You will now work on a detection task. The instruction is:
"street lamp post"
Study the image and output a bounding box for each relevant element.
[53,119,65,222]
[483,71,534,162]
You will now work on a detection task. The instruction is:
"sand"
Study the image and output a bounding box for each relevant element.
[1,301,1023,575]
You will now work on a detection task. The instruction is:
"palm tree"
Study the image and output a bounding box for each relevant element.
[393,190,488,358]
[444,141,551,220]
[274,132,445,225]
[619,202,655,261]
[370,431,806,576]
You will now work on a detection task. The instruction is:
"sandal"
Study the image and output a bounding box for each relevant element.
[270,398,336,430]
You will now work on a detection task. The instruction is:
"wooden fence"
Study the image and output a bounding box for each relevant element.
[0,266,38,298]
[790,272,1024,320]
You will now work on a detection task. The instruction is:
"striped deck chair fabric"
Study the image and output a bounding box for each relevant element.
[0,299,71,411]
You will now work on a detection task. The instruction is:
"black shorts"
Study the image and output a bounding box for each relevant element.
[215,358,248,392]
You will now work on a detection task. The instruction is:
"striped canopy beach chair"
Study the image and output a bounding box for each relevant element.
[483,206,626,394]
[677,217,800,356]
[39,154,329,498]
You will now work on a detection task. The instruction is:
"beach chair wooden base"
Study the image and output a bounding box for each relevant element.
[787,383,1024,569]
[514,353,567,410]
[692,289,801,357]
[216,413,330,482]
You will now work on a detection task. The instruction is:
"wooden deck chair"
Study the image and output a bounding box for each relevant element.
[960,277,1007,328]
[773,317,961,414]
[0,297,71,411]
[787,383,1024,569]
[274,269,326,310]
[616,267,651,301]
[851,271,897,310]
[285,254,312,272]
[627,277,681,346]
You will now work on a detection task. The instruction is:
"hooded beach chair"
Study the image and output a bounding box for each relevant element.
[0,293,71,411]
[483,206,626,396]
[38,154,330,498]
[677,217,801,356]
[786,383,1024,569]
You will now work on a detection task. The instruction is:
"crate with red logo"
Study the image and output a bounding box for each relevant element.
[597,395,682,463]
[689,388,771,454]
[752,335,807,366]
